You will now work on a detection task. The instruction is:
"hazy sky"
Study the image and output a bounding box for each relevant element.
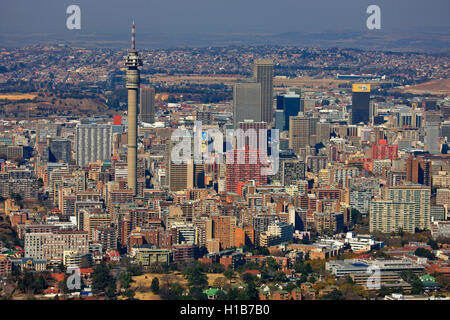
[0,0,449,35]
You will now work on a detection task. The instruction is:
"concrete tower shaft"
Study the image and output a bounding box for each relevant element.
[124,22,142,196]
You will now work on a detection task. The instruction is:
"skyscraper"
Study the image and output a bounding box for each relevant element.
[254,60,274,124]
[289,115,310,153]
[277,91,301,131]
[49,139,71,163]
[225,149,267,194]
[124,22,142,196]
[233,82,262,128]
[351,84,370,125]
[140,85,155,124]
[405,155,432,186]
[75,124,112,168]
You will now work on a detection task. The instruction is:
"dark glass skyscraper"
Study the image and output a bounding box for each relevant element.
[351,84,370,125]
[140,85,155,124]
[254,60,274,124]
[49,139,71,163]
[277,91,301,131]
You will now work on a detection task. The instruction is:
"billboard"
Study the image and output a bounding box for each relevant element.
[352,84,371,93]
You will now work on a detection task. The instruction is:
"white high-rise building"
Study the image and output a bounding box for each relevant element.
[75,124,112,167]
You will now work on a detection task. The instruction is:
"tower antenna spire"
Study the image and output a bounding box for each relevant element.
[131,20,136,50]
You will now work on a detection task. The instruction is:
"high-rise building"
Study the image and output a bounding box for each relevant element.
[211,215,237,250]
[405,155,432,186]
[289,115,310,153]
[351,84,370,125]
[140,85,155,124]
[225,149,267,194]
[25,230,89,262]
[277,91,301,131]
[385,185,431,231]
[75,124,112,168]
[124,22,142,196]
[238,120,268,151]
[372,140,398,160]
[233,82,261,128]
[281,159,306,186]
[370,200,416,233]
[49,139,71,163]
[254,60,274,124]
[425,121,440,154]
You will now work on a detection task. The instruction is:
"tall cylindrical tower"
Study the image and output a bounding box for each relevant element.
[124,21,142,195]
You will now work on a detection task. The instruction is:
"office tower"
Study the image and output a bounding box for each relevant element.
[49,139,71,163]
[167,162,194,192]
[254,59,274,124]
[425,121,440,154]
[372,140,398,160]
[238,120,268,151]
[276,95,284,111]
[211,215,237,250]
[165,139,193,192]
[195,109,212,125]
[405,155,432,186]
[274,110,285,131]
[317,122,330,144]
[436,188,450,207]
[124,22,142,196]
[75,124,112,167]
[277,91,301,131]
[233,82,261,128]
[442,121,450,141]
[424,98,438,111]
[281,159,306,186]
[225,149,267,194]
[351,84,370,125]
[289,115,310,153]
[140,85,155,124]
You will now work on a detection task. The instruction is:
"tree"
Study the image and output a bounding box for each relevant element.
[105,286,117,299]
[123,289,135,299]
[58,263,66,273]
[213,277,228,289]
[411,278,422,294]
[183,263,208,288]
[246,281,259,300]
[223,269,234,281]
[273,271,286,282]
[151,277,160,294]
[241,273,255,284]
[435,274,450,291]
[265,257,280,272]
[321,289,344,300]
[427,239,439,250]
[414,248,436,260]
[190,286,208,300]
[118,271,132,289]
[92,262,115,293]
[126,263,143,276]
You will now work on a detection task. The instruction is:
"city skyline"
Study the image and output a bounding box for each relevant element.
[0,3,449,305]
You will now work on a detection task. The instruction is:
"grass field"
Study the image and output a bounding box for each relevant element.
[397,78,450,95]
[129,272,233,300]
[0,93,37,100]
